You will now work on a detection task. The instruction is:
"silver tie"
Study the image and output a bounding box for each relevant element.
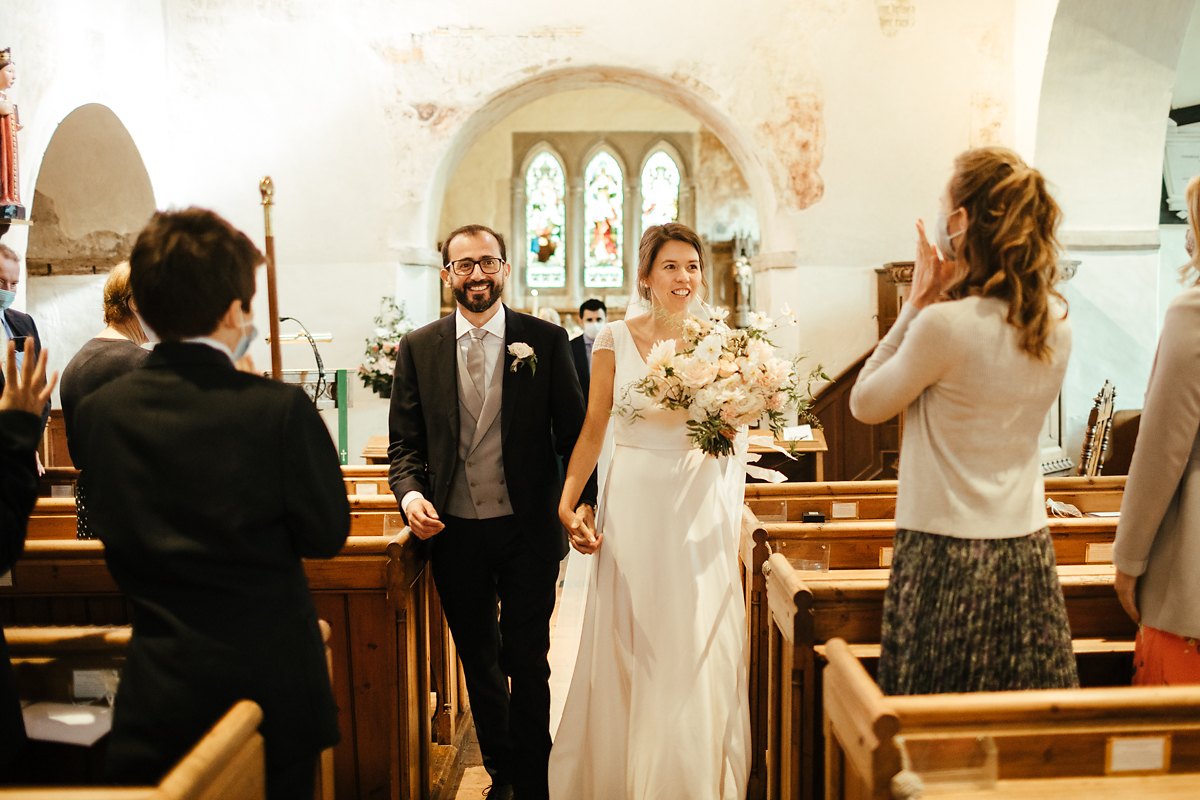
[466,328,488,410]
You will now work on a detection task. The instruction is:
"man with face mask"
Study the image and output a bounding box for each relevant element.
[0,244,48,429]
[72,207,349,800]
[389,223,596,800]
[570,298,606,399]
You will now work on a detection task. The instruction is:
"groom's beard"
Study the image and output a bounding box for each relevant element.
[454,278,503,313]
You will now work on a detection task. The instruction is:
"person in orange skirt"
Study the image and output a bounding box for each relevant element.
[1113,174,1200,686]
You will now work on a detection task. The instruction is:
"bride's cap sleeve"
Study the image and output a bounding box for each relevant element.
[593,323,616,353]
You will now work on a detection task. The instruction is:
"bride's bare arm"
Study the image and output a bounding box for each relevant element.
[559,346,615,553]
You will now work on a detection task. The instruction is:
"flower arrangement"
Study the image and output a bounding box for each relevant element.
[358,296,416,398]
[617,306,827,458]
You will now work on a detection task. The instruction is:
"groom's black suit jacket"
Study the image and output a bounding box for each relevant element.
[388,306,595,560]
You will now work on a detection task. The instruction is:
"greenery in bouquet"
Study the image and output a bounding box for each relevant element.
[617,306,827,458]
[359,296,416,396]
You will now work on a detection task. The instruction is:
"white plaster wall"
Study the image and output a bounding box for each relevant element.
[1173,0,1200,108]
[11,0,1198,466]
[1036,0,1195,455]
[1012,0,1059,160]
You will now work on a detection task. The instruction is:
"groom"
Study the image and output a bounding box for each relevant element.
[387,223,596,800]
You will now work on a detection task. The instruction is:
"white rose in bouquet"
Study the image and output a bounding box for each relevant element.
[679,358,719,389]
[646,338,677,373]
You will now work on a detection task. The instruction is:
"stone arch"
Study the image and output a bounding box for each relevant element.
[27,103,155,276]
[1032,0,1196,457]
[423,66,776,253]
[24,103,156,397]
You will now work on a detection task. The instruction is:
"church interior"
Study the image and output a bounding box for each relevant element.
[4,0,1200,798]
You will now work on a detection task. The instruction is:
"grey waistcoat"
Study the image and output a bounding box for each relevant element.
[444,332,514,519]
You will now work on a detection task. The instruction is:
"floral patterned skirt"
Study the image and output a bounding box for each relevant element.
[878,527,1078,695]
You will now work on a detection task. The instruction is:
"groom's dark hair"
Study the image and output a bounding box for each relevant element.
[441,224,507,266]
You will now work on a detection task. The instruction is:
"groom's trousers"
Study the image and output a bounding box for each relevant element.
[432,514,559,800]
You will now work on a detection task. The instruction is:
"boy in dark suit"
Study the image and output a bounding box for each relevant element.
[73,208,350,800]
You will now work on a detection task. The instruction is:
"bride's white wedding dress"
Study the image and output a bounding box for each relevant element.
[548,320,750,800]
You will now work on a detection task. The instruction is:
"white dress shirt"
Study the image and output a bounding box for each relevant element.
[454,306,506,392]
[401,307,506,516]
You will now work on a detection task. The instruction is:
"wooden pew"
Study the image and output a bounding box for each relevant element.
[822,637,1200,800]
[744,475,1125,522]
[26,495,404,540]
[38,466,395,500]
[0,700,267,799]
[738,501,1122,800]
[0,534,442,800]
[8,624,333,799]
[762,554,1138,800]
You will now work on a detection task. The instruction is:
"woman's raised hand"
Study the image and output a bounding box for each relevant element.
[909,219,956,310]
[0,339,55,416]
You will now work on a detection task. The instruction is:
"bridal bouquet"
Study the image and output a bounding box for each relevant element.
[617,306,826,458]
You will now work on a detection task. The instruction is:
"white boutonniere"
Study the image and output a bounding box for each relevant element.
[508,342,538,375]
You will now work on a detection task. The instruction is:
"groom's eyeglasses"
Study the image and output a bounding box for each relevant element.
[447,257,504,276]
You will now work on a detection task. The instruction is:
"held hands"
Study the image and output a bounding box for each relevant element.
[1114,569,1140,625]
[0,339,56,416]
[405,498,445,539]
[560,503,602,555]
[910,219,958,310]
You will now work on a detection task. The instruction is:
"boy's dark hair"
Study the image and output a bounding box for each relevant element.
[130,208,263,341]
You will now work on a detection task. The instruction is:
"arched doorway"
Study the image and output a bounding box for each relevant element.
[25,103,155,397]
[1033,0,1196,457]
[429,70,767,323]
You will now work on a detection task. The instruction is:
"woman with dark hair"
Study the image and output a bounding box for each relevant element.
[550,222,748,798]
[850,147,1077,694]
[1113,174,1200,685]
[60,262,149,539]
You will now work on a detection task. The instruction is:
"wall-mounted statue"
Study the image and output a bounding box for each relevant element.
[0,48,25,222]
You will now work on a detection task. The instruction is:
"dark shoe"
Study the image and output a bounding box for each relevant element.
[483,784,515,800]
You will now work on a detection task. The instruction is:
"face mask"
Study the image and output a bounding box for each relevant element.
[936,209,965,259]
[232,309,257,361]
[583,321,604,339]
[0,289,14,311]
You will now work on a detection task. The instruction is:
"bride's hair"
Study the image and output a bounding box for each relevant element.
[635,223,708,304]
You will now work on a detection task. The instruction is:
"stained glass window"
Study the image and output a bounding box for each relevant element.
[524,151,566,288]
[583,151,624,289]
[640,150,681,232]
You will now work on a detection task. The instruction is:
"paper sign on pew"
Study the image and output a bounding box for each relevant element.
[23,702,112,746]
[1106,735,1171,775]
[782,424,815,442]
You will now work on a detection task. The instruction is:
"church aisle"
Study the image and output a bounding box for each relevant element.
[448,550,590,799]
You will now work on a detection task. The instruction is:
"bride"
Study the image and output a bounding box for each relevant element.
[549,222,750,799]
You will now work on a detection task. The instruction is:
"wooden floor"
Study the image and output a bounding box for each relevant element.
[443,550,590,799]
